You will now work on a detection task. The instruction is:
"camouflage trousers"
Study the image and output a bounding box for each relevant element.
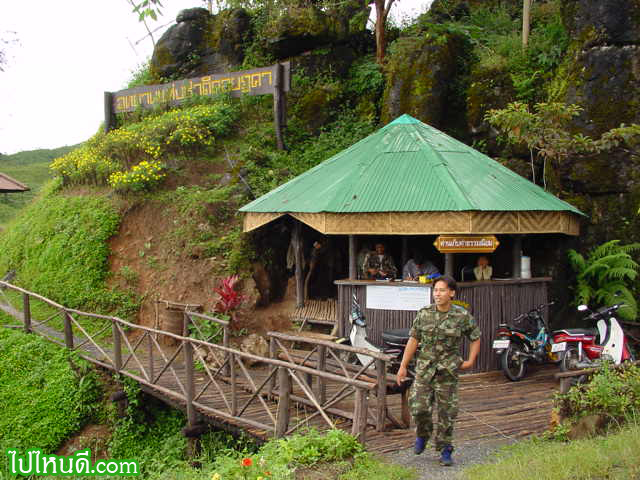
[408,368,459,450]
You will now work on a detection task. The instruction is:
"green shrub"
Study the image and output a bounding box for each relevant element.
[0,329,101,477]
[555,362,640,422]
[568,240,640,321]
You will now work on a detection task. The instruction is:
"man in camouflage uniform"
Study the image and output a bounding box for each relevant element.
[397,276,481,466]
[363,243,398,279]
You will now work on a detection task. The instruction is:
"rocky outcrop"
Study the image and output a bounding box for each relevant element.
[150,8,252,80]
[559,0,640,135]
[381,32,467,127]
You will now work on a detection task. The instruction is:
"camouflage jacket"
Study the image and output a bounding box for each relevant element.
[363,254,398,278]
[409,304,481,377]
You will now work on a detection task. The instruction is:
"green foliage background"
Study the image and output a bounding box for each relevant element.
[0,328,101,478]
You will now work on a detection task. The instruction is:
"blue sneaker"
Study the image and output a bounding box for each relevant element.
[440,445,453,466]
[414,437,426,455]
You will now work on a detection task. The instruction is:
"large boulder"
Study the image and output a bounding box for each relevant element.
[381,32,467,127]
[561,0,640,46]
[562,45,640,136]
[150,8,252,80]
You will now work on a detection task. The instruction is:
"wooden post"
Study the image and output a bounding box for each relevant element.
[317,345,327,405]
[104,92,115,133]
[268,337,277,397]
[444,253,454,278]
[223,324,230,377]
[230,352,237,416]
[63,311,74,349]
[401,387,411,427]
[148,333,155,382]
[352,387,368,442]
[184,339,197,427]
[275,366,291,437]
[375,358,386,432]
[512,235,522,278]
[112,320,122,372]
[349,235,357,279]
[293,222,304,308]
[273,63,286,151]
[401,237,408,273]
[22,293,31,334]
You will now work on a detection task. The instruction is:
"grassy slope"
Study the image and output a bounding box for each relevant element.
[463,423,640,480]
[0,145,76,226]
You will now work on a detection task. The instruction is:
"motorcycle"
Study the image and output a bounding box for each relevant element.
[492,301,558,381]
[552,303,635,373]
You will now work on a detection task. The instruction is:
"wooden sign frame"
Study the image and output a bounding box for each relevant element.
[434,235,500,253]
[104,62,290,149]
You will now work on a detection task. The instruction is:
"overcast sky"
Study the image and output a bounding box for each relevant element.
[0,0,429,155]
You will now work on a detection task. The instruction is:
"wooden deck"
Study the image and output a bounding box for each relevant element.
[0,282,558,454]
[293,299,337,326]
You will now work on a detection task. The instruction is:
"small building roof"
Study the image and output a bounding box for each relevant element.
[0,173,30,193]
[240,115,583,235]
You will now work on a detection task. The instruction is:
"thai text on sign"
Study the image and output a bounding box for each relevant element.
[112,62,291,113]
[434,235,500,253]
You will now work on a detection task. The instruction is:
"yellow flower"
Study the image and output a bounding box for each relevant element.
[211,474,221,480]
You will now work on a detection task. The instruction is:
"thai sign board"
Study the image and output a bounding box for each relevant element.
[434,235,500,253]
[112,62,291,113]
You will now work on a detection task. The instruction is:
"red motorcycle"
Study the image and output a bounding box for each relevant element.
[551,303,635,372]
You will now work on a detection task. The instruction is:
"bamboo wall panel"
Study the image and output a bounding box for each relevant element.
[472,211,518,233]
[337,280,549,373]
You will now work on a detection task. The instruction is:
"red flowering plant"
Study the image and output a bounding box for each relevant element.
[214,274,246,320]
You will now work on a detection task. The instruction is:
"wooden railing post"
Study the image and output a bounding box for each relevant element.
[112,320,122,372]
[268,336,277,397]
[230,351,237,416]
[22,293,31,334]
[63,310,74,349]
[352,387,368,442]
[375,358,386,432]
[223,323,230,377]
[184,338,197,427]
[148,333,155,382]
[317,345,327,405]
[275,366,291,437]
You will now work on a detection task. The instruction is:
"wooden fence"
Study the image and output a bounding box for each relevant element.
[0,280,396,442]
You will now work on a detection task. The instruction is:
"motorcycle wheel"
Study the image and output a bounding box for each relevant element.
[501,342,528,381]
[559,345,580,373]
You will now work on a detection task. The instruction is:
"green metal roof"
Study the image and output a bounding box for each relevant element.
[240,114,583,215]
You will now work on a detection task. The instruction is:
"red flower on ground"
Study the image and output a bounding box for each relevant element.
[242,457,253,467]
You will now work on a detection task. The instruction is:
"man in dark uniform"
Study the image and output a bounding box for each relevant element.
[363,242,398,279]
[397,275,481,466]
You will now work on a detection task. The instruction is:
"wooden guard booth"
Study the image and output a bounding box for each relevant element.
[240,115,584,373]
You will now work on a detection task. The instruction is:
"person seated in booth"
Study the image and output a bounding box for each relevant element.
[364,242,398,279]
[473,255,493,281]
[403,252,440,280]
[356,242,374,279]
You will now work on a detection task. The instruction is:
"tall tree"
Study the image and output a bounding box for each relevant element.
[371,0,396,63]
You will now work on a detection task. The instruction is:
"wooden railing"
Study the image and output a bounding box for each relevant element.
[0,281,387,441]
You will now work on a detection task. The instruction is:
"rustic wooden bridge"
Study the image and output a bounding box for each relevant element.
[0,281,559,453]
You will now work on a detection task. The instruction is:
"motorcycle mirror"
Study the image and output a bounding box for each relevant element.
[577,305,588,311]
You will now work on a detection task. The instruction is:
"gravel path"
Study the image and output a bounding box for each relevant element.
[383,438,517,480]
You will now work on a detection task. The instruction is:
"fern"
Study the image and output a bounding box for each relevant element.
[569,241,640,322]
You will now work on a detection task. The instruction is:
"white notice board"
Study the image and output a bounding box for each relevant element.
[366,285,431,311]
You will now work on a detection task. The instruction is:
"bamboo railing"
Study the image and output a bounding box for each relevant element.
[0,281,385,441]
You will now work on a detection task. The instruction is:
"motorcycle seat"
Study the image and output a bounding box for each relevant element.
[552,328,597,336]
[382,328,411,346]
